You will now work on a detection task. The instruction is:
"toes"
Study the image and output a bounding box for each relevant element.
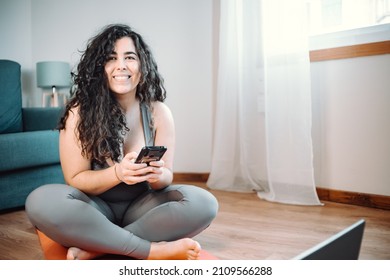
[187,250,200,260]
[66,247,78,260]
[191,240,201,252]
[187,254,199,260]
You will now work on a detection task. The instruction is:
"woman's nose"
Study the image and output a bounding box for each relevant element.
[116,58,126,70]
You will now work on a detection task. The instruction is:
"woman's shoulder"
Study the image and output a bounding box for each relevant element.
[63,105,80,129]
[151,101,171,115]
[151,101,173,123]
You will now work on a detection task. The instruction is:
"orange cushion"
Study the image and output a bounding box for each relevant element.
[36,230,218,260]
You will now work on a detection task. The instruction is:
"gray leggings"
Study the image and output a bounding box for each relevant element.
[25,183,218,259]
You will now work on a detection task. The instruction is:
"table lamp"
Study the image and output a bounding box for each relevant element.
[36,61,71,107]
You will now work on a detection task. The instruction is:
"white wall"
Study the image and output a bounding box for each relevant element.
[310,25,390,197]
[0,0,33,105]
[1,0,214,173]
[311,54,390,196]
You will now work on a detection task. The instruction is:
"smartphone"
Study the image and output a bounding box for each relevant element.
[135,146,167,165]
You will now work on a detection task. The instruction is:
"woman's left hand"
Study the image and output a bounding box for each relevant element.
[143,160,165,184]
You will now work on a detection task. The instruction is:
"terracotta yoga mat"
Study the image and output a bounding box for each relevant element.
[36,230,218,260]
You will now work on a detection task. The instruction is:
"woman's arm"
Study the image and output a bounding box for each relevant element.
[59,107,122,195]
[147,101,175,189]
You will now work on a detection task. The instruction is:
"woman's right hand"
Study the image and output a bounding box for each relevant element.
[115,152,151,185]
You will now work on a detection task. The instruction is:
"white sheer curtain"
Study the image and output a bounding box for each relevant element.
[207,0,322,205]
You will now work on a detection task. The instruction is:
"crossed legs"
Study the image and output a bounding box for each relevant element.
[26,184,218,260]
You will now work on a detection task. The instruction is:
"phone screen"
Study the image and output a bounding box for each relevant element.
[135,146,167,164]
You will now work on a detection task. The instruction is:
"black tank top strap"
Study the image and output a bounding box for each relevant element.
[140,103,155,146]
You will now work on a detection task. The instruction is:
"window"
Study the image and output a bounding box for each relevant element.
[307,0,390,35]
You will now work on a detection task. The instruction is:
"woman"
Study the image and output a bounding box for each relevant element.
[26,24,218,260]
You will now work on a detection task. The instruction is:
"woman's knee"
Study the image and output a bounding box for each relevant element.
[199,188,219,222]
[25,184,77,226]
[176,185,219,222]
[26,184,60,211]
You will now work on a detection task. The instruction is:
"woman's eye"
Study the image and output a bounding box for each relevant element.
[126,56,136,60]
[108,57,116,61]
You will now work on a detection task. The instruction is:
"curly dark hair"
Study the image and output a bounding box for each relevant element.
[58,24,166,165]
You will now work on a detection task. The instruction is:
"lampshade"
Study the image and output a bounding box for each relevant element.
[36,61,71,88]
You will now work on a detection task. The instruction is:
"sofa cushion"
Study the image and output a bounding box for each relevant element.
[0,130,60,172]
[0,60,23,133]
[22,107,63,131]
[0,164,64,211]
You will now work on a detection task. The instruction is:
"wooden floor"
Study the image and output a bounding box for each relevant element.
[0,182,389,260]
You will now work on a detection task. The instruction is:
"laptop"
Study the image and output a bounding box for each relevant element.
[293,219,365,260]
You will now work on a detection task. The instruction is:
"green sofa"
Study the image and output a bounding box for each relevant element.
[0,59,65,212]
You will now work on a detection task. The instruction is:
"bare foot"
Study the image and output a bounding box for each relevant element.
[147,238,201,260]
[67,238,201,260]
[66,247,103,260]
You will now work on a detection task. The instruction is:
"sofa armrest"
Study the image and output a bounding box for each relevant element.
[22,107,64,131]
[0,130,60,172]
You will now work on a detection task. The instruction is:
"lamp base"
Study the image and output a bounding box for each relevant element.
[42,92,66,107]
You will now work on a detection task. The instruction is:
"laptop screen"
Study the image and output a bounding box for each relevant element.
[293,219,365,260]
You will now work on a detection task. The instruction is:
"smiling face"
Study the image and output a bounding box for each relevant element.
[104,37,141,97]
